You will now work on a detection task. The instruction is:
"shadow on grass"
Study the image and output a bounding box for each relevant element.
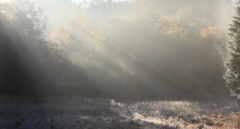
[0,96,181,129]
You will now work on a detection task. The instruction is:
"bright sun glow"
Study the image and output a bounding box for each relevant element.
[0,0,10,3]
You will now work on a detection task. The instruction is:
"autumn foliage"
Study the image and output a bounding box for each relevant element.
[49,13,105,63]
[200,27,216,40]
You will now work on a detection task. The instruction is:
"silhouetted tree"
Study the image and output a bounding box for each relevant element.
[0,1,52,95]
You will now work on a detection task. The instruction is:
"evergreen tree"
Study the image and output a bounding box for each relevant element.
[224,2,240,99]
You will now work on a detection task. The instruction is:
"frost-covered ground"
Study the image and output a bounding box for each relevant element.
[0,96,239,129]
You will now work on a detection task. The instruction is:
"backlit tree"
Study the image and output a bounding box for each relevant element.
[224,2,240,99]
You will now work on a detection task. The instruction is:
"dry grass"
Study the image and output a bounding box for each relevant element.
[0,96,240,129]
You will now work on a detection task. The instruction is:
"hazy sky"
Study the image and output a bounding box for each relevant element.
[72,0,133,3]
[0,0,10,3]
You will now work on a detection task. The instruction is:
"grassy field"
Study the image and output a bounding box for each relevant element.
[0,96,240,129]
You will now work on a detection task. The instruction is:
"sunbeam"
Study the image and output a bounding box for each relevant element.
[1,0,240,128]
[0,0,235,101]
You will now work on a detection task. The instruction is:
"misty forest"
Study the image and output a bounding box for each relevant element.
[1,0,240,128]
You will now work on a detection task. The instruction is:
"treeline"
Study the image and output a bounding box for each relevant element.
[0,0,236,100]
[83,0,233,100]
[0,0,102,96]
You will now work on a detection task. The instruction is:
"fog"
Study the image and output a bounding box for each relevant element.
[0,0,237,101]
